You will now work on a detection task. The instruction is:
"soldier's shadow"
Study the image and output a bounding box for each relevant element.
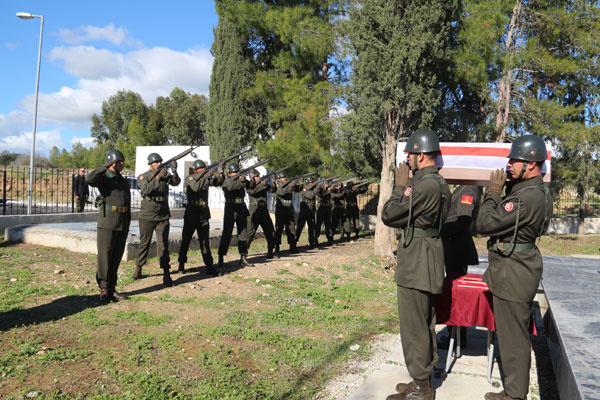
[0,294,99,332]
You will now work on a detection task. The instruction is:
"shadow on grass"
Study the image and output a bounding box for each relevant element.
[0,240,19,248]
[0,294,98,332]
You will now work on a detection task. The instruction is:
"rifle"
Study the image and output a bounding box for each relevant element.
[150,146,198,180]
[200,149,252,177]
[229,158,274,181]
[281,170,318,187]
[327,176,354,188]
[315,174,340,185]
[259,166,290,182]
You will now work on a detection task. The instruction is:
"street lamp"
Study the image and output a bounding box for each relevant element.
[17,12,44,214]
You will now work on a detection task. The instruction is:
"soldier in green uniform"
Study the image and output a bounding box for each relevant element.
[315,180,334,246]
[330,182,346,242]
[217,163,254,270]
[85,150,131,304]
[295,176,319,249]
[381,130,451,400]
[343,181,368,241]
[177,160,224,276]
[246,169,276,259]
[271,171,300,255]
[134,152,181,287]
[438,184,482,348]
[476,135,552,400]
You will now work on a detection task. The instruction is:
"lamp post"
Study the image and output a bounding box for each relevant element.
[17,11,44,215]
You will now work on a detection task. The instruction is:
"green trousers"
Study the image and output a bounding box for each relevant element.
[96,227,128,290]
[397,285,438,380]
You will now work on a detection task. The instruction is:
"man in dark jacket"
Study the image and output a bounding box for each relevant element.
[74,168,89,212]
[271,171,300,256]
[343,181,368,241]
[85,150,130,304]
[315,180,334,246]
[476,135,552,400]
[246,169,276,259]
[295,176,319,249]
[330,182,346,242]
[217,163,254,271]
[177,160,224,276]
[381,130,451,400]
[134,152,181,287]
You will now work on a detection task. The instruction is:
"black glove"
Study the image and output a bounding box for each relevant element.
[104,160,114,169]
[488,169,507,195]
[395,163,410,187]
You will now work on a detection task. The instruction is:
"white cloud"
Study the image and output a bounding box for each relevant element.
[4,41,19,49]
[58,24,142,47]
[0,128,65,154]
[50,46,125,79]
[71,136,95,148]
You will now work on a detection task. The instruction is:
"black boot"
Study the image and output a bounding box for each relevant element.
[289,243,298,254]
[266,248,274,259]
[162,268,173,287]
[327,237,333,246]
[205,263,218,276]
[240,254,254,268]
[177,262,185,274]
[388,379,433,400]
[131,265,143,280]
[99,289,111,305]
[274,245,281,258]
[217,254,225,269]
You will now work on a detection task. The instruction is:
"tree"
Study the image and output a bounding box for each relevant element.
[91,90,149,146]
[0,151,19,167]
[206,4,259,163]
[346,0,459,258]
[156,88,209,146]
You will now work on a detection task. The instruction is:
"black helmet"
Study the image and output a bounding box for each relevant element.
[227,163,239,173]
[106,149,125,163]
[403,130,440,153]
[507,135,547,162]
[305,176,314,184]
[346,181,354,187]
[148,153,162,165]
[276,171,286,179]
[192,159,206,170]
[251,168,260,178]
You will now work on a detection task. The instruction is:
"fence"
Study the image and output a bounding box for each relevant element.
[1,168,597,218]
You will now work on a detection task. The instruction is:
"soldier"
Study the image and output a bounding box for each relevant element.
[438,184,482,349]
[246,169,276,259]
[134,153,181,287]
[476,135,552,400]
[315,179,334,246]
[330,182,346,242]
[74,167,89,213]
[177,160,224,276]
[85,150,131,304]
[217,163,254,271]
[271,171,300,255]
[343,181,368,241]
[381,130,451,400]
[295,176,319,249]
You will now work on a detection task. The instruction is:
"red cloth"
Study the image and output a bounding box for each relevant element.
[435,273,537,335]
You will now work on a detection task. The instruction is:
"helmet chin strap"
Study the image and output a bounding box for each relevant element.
[412,154,419,171]
[517,161,528,180]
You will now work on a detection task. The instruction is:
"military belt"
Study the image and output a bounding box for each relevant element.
[319,201,331,207]
[410,227,439,238]
[303,199,315,205]
[226,198,245,204]
[109,205,129,213]
[488,241,535,253]
[190,200,207,206]
[279,199,293,207]
[250,198,267,207]
[145,196,166,203]
[347,202,357,207]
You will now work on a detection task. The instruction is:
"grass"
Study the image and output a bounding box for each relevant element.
[0,235,398,399]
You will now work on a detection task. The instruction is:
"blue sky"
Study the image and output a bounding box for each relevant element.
[0,1,218,155]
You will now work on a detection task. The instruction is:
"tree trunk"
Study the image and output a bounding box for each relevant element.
[494,0,523,142]
[373,131,397,260]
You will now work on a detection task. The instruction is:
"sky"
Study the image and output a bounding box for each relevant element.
[0,1,218,155]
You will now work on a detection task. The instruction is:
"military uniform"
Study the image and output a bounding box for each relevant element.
[136,163,181,283]
[86,151,130,303]
[246,177,275,257]
[74,172,89,212]
[382,130,450,400]
[476,136,552,400]
[178,169,223,274]
[272,179,300,254]
[295,180,319,248]
[343,184,368,240]
[217,175,252,266]
[315,184,334,246]
[330,186,346,241]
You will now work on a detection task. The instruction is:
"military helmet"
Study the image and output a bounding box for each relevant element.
[251,168,260,178]
[507,135,547,162]
[147,153,163,165]
[346,181,354,187]
[192,159,206,170]
[403,130,441,153]
[106,149,125,163]
[227,163,239,173]
[305,176,314,184]
[276,171,286,179]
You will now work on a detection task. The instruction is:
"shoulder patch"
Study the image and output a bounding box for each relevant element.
[189,176,194,181]
[460,194,473,205]
[404,187,412,197]
[139,175,144,181]
[504,202,514,212]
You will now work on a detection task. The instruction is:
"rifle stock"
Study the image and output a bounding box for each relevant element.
[229,158,274,181]
[157,146,198,171]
